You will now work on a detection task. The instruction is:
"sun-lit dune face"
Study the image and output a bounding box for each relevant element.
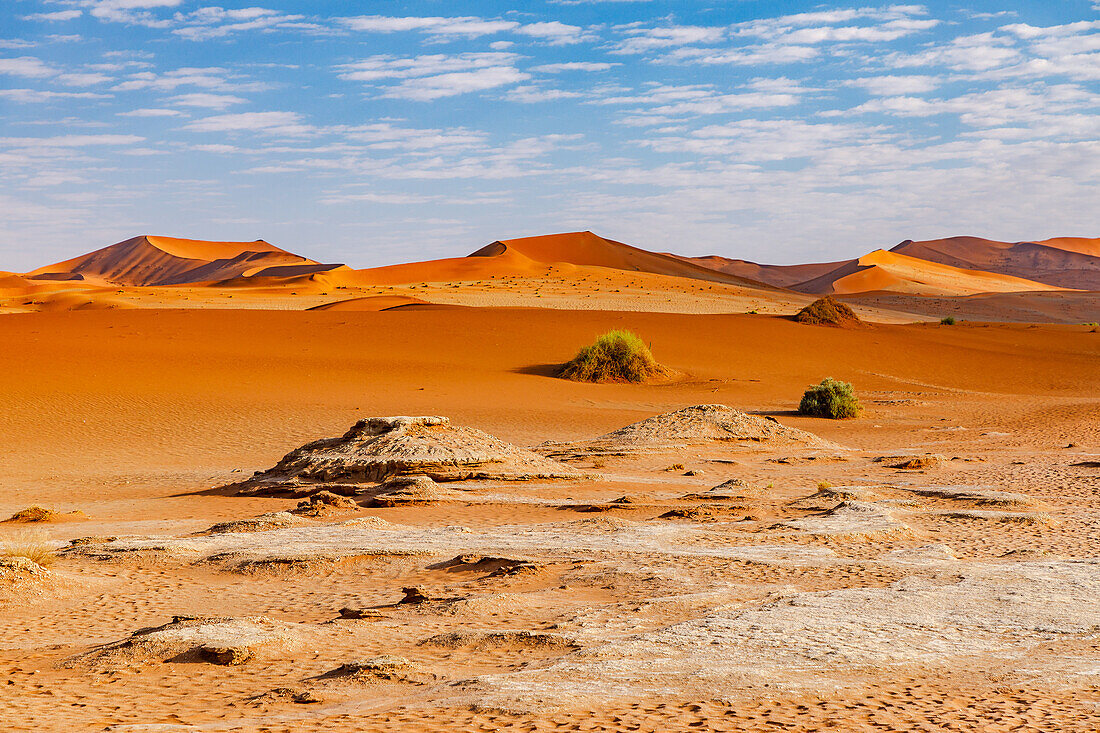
[800,249,1068,297]
[1033,237,1100,258]
[891,236,1100,290]
[471,231,773,287]
[676,255,849,289]
[27,235,317,287]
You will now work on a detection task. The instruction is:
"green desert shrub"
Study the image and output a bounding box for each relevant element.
[799,377,863,419]
[940,316,956,325]
[559,330,666,383]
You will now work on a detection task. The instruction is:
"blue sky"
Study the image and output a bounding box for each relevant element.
[2,1,1099,270]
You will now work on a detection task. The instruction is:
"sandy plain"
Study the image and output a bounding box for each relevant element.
[1,304,1099,732]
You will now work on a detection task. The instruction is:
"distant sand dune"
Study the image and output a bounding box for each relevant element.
[28,235,322,287]
[796,249,1067,296]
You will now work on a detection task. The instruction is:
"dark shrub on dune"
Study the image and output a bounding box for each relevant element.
[799,377,863,419]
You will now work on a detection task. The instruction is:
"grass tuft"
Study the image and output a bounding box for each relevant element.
[559,330,667,383]
[940,316,956,325]
[2,528,56,567]
[799,377,863,419]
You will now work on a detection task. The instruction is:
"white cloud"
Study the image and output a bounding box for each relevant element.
[181,111,312,135]
[113,67,264,92]
[595,83,801,119]
[613,26,725,54]
[532,62,617,72]
[504,85,583,103]
[57,71,113,86]
[886,32,1022,71]
[0,89,108,103]
[169,92,247,109]
[0,56,55,78]
[342,123,486,151]
[669,44,820,65]
[341,16,519,38]
[118,107,184,116]
[515,21,594,45]
[172,7,307,41]
[849,75,941,95]
[388,67,530,101]
[23,10,83,21]
[0,134,144,147]
[337,53,529,100]
[86,0,183,27]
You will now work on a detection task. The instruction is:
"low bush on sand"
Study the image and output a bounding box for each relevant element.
[940,316,956,325]
[800,378,863,419]
[559,330,666,383]
[4,506,56,523]
[2,528,55,567]
[795,296,862,327]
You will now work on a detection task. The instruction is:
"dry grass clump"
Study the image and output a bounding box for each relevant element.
[4,506,57,523]
[559,330,667,383]
[795,296,862,327]
[800,378,863,419]
[2,528,56,567]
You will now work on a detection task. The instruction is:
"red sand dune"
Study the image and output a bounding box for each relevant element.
[27,235,322,287]
[795,249,1067,296]
[890,236,1100,290]
[473,231,773,287]
[0,271,34,293]
[672,254,846,289]
[323,246,552,287]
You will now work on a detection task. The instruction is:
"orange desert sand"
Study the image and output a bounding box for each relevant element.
[1,231,1099,731]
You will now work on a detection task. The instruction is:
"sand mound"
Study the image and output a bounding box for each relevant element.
[934,509,1055,525]
[28,235,321,287]
[369,475,469,507]
[315,656,433,685]
[63,615,303,669]
[197,512,302,535]
[794,296,862,327]
[419,630,576,651]
[229,416,583,496]
[308,295,435,312]
[903,485,1038,508]
[781,501,913,539]
[25,292,134,312]
[875,454,944,470]
[551,405,838,453]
